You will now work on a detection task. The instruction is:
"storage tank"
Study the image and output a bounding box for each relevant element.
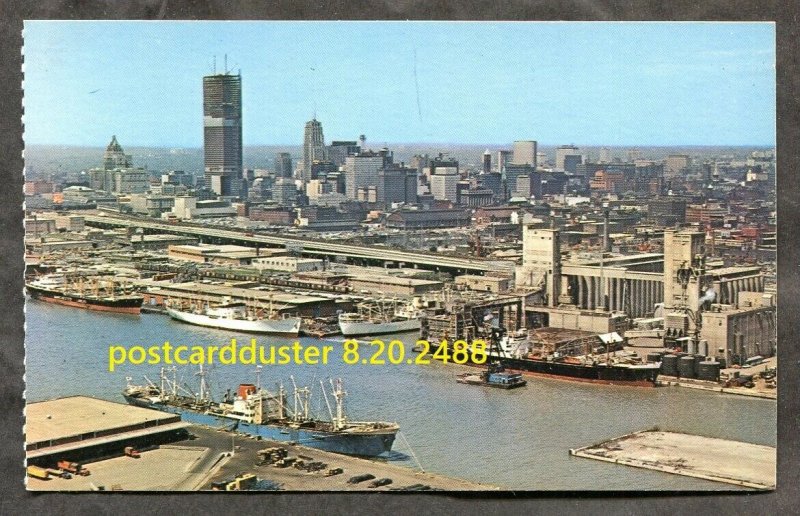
[697,361,721,382]
[687,339,697,355]
[698,340,708,357]
[678,356,696,378]
[661,354,679,376]
[692,355,704,376]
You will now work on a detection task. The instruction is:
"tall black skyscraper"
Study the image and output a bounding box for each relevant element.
[203,72,243,197]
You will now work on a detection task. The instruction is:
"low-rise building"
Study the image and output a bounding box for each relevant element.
[252,256,325,273]
[129,194,176,217]
[168,244,260,265]
[171,197,236,219]
[349,274,443,296]
[455,274,511,293]
[25,217,57,235]
[385,208,471,230]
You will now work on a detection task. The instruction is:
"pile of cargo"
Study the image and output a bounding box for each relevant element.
[257,447,288,466]
[210,472,258,491]
[293,459,327,473]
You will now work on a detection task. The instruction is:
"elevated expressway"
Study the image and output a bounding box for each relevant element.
[83,214,508,275]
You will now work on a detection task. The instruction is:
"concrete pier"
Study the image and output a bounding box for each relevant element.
[29,425,495,491]
[570,430,775,490]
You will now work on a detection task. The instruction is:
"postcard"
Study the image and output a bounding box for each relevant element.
[22,20,776,491]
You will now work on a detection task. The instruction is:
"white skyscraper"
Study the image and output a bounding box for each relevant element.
[512,140,538,168]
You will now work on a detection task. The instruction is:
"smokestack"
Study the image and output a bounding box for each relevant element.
[603,203,611,252]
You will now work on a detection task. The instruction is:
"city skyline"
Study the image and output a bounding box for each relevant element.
[23,21,775,147]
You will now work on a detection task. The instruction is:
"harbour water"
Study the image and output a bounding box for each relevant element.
[25,300,776,490]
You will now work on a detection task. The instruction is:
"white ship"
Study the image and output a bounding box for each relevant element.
[338,298,423,337]
[166,300,302,336]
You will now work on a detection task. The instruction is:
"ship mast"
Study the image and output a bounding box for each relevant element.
[171,366,178,397]
[290,375,299,420]
[196,364,208,402]
[320,380,335,422]
[254,365,262,392]
[330,378,347,430]
[277,382,285,419]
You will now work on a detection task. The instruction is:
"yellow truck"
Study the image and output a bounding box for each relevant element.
[27,466,49,480]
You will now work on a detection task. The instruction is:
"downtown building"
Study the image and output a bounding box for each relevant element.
[88,135,149,195]
[555,145,581,171]
[274,152,293,178]
[343,149,393,201]
[512,140,537,168]
[302,118,326,181]
[377,164,418,208]
[203,72,243,198]
[427,155,460,202]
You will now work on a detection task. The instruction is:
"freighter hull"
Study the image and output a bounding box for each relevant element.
[339,318,420,337]
[123,395,397,456]
[476,356,660,386]
[166,307,301,336]
[26,285,142,314]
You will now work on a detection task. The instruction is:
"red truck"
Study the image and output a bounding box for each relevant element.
[57,460,90,476]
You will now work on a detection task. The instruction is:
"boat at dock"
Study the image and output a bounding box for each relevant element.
[456,362,527,389]
[165,298,302,336]
[338,298,423,337]
[123,368,399,457]
[25,273,143,314]
[471,329,661,387]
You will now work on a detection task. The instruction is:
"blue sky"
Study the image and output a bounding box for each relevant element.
[23,21,775,147]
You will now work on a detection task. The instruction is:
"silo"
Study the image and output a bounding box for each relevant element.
[678,356,696,378]
[692,355,704,376]
[697,361,721,382]
[661,354,679,376]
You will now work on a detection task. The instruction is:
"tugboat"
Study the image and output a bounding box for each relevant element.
[456,362,527,389]
[456,326,527,389]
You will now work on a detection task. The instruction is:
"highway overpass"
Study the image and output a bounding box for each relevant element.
[83,214,509,275]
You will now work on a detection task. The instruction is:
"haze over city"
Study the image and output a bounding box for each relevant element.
[23,21,775,147]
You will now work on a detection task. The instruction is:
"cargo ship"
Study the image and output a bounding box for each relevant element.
[123,368,399,457]
[338,299,422,337]
[470,329,661,387]
[165,299,302,336]
[25,273,143,314]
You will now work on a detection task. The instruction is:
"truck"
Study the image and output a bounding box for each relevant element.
[347,473,376,484]
[58,460,90,476]
[27,465,49,480]
[124,446,141,458]
[46,468,70,479]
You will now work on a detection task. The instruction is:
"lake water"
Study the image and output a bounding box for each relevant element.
[25,299,776,490]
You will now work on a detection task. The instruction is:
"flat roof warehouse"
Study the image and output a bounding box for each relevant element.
[26,396,190,462]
